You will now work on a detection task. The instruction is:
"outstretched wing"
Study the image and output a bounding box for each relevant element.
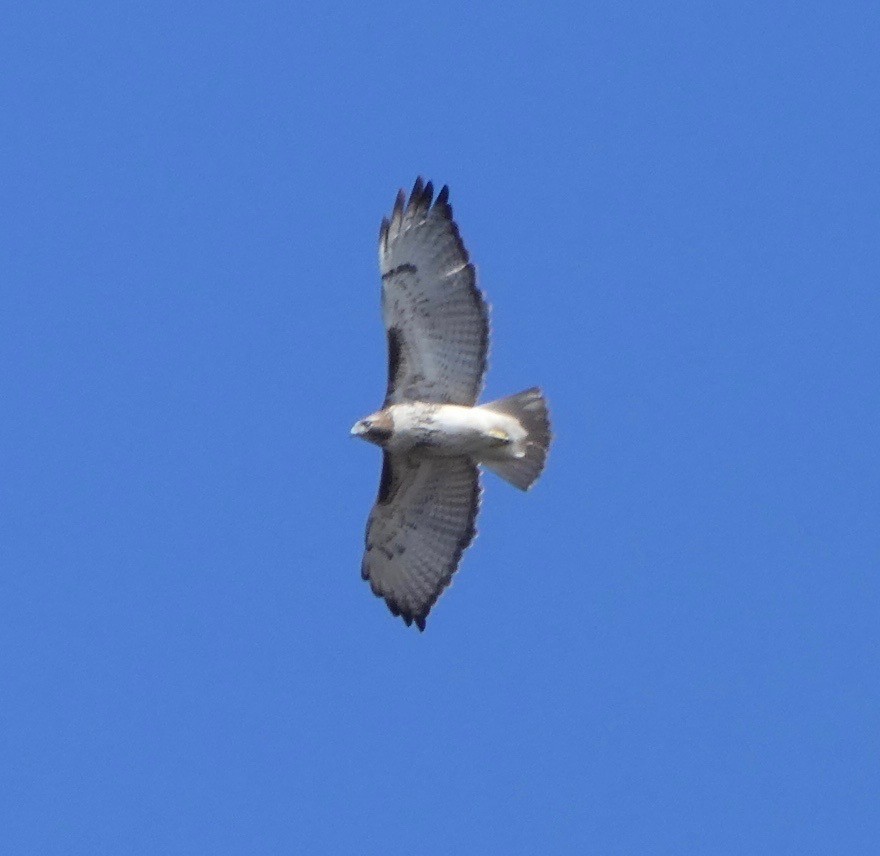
[362,453,481,630]
[379,178,489,406]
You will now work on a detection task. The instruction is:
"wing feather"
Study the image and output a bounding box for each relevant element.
[379,178,489,406]
[361,454,481,630]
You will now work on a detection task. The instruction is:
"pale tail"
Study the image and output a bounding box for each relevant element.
[479,387,551,491]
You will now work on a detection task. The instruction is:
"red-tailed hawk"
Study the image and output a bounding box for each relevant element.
[352,179,551,630]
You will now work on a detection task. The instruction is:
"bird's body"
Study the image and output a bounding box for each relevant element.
[352,178,551,630]
[355,402,525,459]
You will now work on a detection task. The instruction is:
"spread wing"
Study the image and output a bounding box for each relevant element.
[361,453,481,630]
[379,178,489,406]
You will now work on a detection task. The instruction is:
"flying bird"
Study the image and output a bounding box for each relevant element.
[352,178,551,630]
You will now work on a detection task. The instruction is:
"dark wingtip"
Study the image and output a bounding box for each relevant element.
[407,177,434,216]
[410,176,425,203]
[433,184,452,221]
[384,596,429,631]
[392,189,405,221]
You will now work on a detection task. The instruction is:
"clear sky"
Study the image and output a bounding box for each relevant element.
[3,2,879,853]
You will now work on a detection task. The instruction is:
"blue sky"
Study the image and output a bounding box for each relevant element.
[3,2,879,852]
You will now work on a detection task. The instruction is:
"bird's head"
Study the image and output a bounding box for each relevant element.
[350,410,394,447]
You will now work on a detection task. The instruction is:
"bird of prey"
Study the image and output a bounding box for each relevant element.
[352,178,551,630]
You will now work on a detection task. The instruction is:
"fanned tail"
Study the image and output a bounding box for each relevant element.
[478,387,551,491]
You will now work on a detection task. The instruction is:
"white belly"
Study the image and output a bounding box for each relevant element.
[388,403,526,458]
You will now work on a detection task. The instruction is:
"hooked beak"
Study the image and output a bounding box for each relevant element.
[350,420,367,437]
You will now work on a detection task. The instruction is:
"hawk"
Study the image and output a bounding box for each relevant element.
[352,178,551,630]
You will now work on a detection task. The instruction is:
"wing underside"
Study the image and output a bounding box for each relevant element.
[379,178,489,406]
[361,453,481,630]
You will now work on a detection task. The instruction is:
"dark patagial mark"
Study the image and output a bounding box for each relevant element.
[376,452,395,504]
[384,326,403,404]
